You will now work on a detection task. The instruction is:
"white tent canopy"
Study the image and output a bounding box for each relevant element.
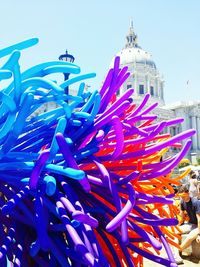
[179,165,200,172]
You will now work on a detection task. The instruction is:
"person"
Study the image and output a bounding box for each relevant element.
[197,170,200,198]
[188,172,198,197]
[174,184,200,264]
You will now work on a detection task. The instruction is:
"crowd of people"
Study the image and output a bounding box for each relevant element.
[188,170,200,198]
[173,170,200,264]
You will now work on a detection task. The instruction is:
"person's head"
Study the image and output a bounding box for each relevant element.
[172,184,178,194]
[189,170,195,177]
[177,184,190,202]
[191,173,197,179]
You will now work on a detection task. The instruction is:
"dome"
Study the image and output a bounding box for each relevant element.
[115,20,156,69]
[117,47,156,69]
[110,20,165,106]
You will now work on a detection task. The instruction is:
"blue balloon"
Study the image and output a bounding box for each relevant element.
[0,38,196,267]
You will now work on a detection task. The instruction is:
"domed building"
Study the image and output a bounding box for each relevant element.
[111,20,200,160]
[33,21,200,161]
[115,20,164,107]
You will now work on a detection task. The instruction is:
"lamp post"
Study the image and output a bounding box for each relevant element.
[59,50,75,96]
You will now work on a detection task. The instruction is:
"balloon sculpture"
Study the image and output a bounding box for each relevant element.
[0,38,195,267]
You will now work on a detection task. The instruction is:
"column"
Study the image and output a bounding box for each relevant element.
[174,126,177,136]
[155,78,159,97]
[160,83,164,100]
[181,113,187,132]
[191,116,197,150]
[197,117,200,149]
[134,74,137,95]
[145,75,149,94]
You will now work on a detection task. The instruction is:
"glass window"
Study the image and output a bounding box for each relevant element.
[150,86,154,96]
[139,84,144,94]
[127,84,132,90]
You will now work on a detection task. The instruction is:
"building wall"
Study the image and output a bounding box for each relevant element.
[114,22,200,162]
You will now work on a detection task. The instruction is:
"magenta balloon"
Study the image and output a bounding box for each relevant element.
[106,184,135,232]
[59,193,76,215]
[123,121,166,146]
[128,114,158,123]
[131,215,178,226]
[123,125,149,138]
[142,155,174,171]
[128,220,162,250]
[99,69,113,97]
[91,156,109,185]
[118,129,196,160]
[140,139,192,180]
[72,210,98,228]
[143,117,184,132]
[159,232,178,266]
[56,201,100,267]
[129,243,171,266]
[94,100,130,131]
[87,175,105,186]
[96,88,134,124]
[139,102,158,116]
[132,206,176,263]
[135,192,173,205]
[95,130,105,142]
[115,71,130,90]
[121,219,129,244]
[118,171,140,185]
[100,57,130,113]
[99,57,120,112]
[127,93,150,118]
[110,115,124,159]
[115,65,129,86]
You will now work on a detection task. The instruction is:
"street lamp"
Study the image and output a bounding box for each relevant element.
[59,50,75,96]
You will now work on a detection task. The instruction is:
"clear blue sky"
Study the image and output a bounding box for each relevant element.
[0,0,199,104]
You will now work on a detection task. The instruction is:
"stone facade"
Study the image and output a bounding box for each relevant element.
[111,20,200,160]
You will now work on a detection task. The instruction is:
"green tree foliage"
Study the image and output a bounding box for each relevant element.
[178,161,190,169]
[196,157,200,165]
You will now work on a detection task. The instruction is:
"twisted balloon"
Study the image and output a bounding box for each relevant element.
[0,38,195,267]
